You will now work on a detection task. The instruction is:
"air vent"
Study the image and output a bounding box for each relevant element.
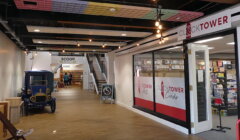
[23,1,37,5]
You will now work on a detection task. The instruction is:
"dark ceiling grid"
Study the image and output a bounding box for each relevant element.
[0,0,236,53]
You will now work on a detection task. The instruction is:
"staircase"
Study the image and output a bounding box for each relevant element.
[86,54,107,94]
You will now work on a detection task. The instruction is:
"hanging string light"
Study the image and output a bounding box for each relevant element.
[154,2,168,44]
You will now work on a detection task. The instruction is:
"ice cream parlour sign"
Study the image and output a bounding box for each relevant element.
[52,56,84,64]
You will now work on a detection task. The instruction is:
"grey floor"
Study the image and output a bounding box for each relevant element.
[197,114,237,140]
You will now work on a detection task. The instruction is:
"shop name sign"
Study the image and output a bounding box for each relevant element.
[178,10,231,40]
[52,56,84,64]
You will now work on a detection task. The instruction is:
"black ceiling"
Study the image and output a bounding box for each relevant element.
[0,0,237,53]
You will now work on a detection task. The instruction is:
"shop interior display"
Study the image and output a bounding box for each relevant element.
[60,70,83,85]
[210,60,237,115]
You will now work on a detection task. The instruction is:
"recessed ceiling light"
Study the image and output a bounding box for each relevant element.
[227,42,235,45]
[34,29,40,32]
[195,37,223,43]
[118,46,121,49]
[62,49,65,53]
[121,33,127,36]
[89,39,92,42]
[109,8,116,12]
[166,46,181,50]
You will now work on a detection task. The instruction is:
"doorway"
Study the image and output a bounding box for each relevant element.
[187,33,238,140]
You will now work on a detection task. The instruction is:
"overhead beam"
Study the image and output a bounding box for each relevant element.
[57,21,157,30]
[201,0,239,4]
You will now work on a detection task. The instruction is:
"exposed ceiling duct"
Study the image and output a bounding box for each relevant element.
[201,0,239,4]
[0,17,26,49]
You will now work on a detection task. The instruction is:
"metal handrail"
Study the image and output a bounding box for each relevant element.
[86,54,99,94]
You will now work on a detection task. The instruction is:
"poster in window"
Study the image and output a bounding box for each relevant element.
[134,77,154,110]
[155,77,186,122]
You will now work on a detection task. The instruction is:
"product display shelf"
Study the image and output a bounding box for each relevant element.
[210,60,237,116]
[60,70,83,85]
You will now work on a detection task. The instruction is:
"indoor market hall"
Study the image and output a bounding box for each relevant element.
[0,0,240,140]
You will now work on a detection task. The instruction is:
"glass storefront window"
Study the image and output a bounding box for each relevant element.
[154,46,186,122]
[134,53,154,111]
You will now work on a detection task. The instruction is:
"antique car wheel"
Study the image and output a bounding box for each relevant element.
[51,100,56,113]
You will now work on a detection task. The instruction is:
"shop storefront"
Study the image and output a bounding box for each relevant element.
[124,4,240,139]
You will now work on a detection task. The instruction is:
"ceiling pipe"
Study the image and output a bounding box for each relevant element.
[201,0,239,4]
[0,17,26,49]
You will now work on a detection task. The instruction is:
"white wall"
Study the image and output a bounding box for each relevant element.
[25,52,52,71]
[0,31,25,100]
[114,54,133,107]
[106,52,115,84]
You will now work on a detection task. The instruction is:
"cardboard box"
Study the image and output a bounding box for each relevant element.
[5,98,23,124]
[5,97,22,107]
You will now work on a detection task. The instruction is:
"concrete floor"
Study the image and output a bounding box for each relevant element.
[8,87,202,140]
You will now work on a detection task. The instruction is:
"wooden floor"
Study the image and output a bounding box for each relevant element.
[11,87,202,140]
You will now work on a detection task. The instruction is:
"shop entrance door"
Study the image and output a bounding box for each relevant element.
[188,44,212,134]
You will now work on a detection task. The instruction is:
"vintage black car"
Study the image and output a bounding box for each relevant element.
[22,71,56,115]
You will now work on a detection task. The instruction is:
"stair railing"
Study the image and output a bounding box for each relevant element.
[86,54,99,94]
[95,54,107,82]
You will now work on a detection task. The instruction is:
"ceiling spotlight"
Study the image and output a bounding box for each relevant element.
[118,46,121,49]
[34,29,40,32]
[62,49,65,53]
[37,41,42,43]
[77,43,80,47]
[109,8,116,12]
[49,52,52,56]
[165,37,169,41]
[102,45,105,48]
[89,39,92,42]
[137,44,140,46]
[159,41,162,44]
[121,33,127,36]
[157,29,160,34]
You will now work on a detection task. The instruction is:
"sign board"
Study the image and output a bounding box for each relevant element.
[178,10,231,41]
[155,77,186,121]
[134,77,154,110]
[101,84,114,98]
[101,84,114,104]
[51,56,84,64]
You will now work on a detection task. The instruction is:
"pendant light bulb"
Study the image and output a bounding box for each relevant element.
[155,21,160,27]
[157,29,160,34]
[158,24,162,30]
[156,33,161,38]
